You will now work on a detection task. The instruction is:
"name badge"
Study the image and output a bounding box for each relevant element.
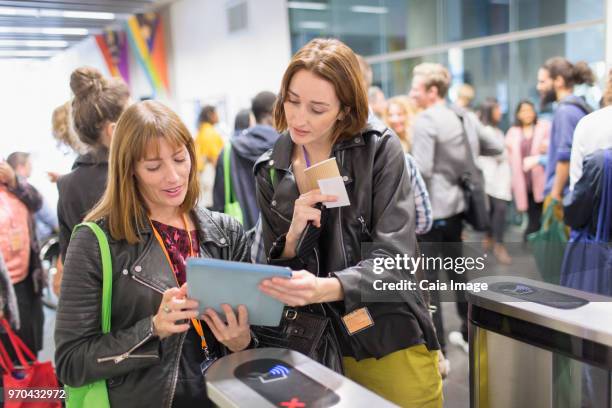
[341,307,374,335]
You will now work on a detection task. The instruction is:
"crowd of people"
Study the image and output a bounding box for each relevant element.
[0,36,611,407]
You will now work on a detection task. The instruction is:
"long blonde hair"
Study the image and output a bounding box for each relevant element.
[86,101,200,244]
[384,95,419,152]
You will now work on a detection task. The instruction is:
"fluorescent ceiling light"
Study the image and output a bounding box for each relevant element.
[0,27,89,35]
[0,50,56,57]
[40,10,115,20]
[288,2,328,11]
[299,21,327,30]
[350,5,388,14]
[0,39,69,47]
[0,7,37,16]
[0,7,114,20]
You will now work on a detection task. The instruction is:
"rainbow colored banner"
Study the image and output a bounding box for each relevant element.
[95,30,130,85]
[126,12,170,95]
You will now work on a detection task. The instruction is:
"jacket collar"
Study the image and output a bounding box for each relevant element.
[135,207,229,248]
[269,130,369,172]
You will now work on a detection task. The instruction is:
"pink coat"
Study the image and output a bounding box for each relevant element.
[505,120,551,212]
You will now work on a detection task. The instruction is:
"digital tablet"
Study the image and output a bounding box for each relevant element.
[186,258,291,327]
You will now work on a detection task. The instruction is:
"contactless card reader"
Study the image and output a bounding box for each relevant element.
[205,348,398,408]
[235,359,340,407]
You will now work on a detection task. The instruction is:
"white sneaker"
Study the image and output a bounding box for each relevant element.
[449,331,469,353]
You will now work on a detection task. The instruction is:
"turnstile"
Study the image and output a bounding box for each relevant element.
[205,348,398,407]
[467,276,612,408]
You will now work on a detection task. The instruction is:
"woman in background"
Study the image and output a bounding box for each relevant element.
[506,100,550,240]
[384,95,418,152]
[56,66,130,262]
[477,98,513,264]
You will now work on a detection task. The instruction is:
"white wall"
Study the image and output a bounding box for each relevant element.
[0,37,111,203]
[169,0,291,132]
[0,0,291,203]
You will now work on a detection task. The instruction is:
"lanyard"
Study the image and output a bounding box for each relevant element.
[302,145,311,168]
[149,214,210,356]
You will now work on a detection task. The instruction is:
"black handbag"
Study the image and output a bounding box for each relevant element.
[455,112,490,231]
[253,306,344,374]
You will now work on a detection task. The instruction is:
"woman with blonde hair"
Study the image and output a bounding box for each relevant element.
[384,95,418,152]
[255,38,442,407]
[55,100,255,407]
[51,101,88,156]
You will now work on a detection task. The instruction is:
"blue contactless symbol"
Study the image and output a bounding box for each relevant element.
[503,284,535,296]
[258,364,290,383]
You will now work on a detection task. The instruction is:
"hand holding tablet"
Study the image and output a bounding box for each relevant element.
[186,258,292,326]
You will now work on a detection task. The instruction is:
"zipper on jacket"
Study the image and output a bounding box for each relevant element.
[97,328,155,364]
[338,151,349,269]
[167,332,187,408]
[357,216,370,236]
[270,207,292,224]
[313,247,320,277]
[131,274,166,295]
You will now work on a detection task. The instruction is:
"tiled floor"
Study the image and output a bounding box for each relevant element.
[440,225,542,407]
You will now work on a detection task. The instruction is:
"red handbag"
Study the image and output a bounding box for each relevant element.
[0,318,62,408]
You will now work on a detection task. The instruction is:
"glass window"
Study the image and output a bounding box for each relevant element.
[288,0,604,55]
[513,0,604,31]
[372,25,604,129]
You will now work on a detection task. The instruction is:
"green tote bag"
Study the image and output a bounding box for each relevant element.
[65,222,112,408]
[223,143,244,224]
[527,200,568,284]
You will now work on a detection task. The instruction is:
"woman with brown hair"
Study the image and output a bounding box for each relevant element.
[56,67,130,262]
[55,101,254,407]
[255,38,442,407]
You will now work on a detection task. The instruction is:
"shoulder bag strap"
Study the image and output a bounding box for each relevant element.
[72,222,113,333]
[223,143,234,206]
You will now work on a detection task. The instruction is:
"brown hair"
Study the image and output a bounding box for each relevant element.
[412,63,451,98]
[51,101,88,154]
[542,57,595,88]
[274,38,369,143]
[86,100,200,244]
[383,95,419,152]
[602,68,612,107]
[70,66,130,147]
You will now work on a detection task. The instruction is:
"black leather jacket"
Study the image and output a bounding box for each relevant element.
[254,124,439,361]
[54,208,249,407]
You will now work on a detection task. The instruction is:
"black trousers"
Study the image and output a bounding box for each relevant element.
[0,273,44,362]
[487,195,509,243]
[524,191,543,240]
[418,213,468,353]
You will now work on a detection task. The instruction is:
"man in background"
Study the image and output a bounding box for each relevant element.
[213,91,280,230]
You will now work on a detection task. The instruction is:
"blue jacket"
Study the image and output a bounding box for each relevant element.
[564,148,612,237]
[213,124,280,230]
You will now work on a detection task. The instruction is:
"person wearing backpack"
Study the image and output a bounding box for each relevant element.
[409,63,503,356]
[536,57,595,202]
[212,91,280,230]
[0,160,44,358]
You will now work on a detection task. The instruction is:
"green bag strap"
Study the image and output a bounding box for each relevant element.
[541,199,558,231]
[223,143,235,206]
[72,222,112,334]
[269,167,277,188]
